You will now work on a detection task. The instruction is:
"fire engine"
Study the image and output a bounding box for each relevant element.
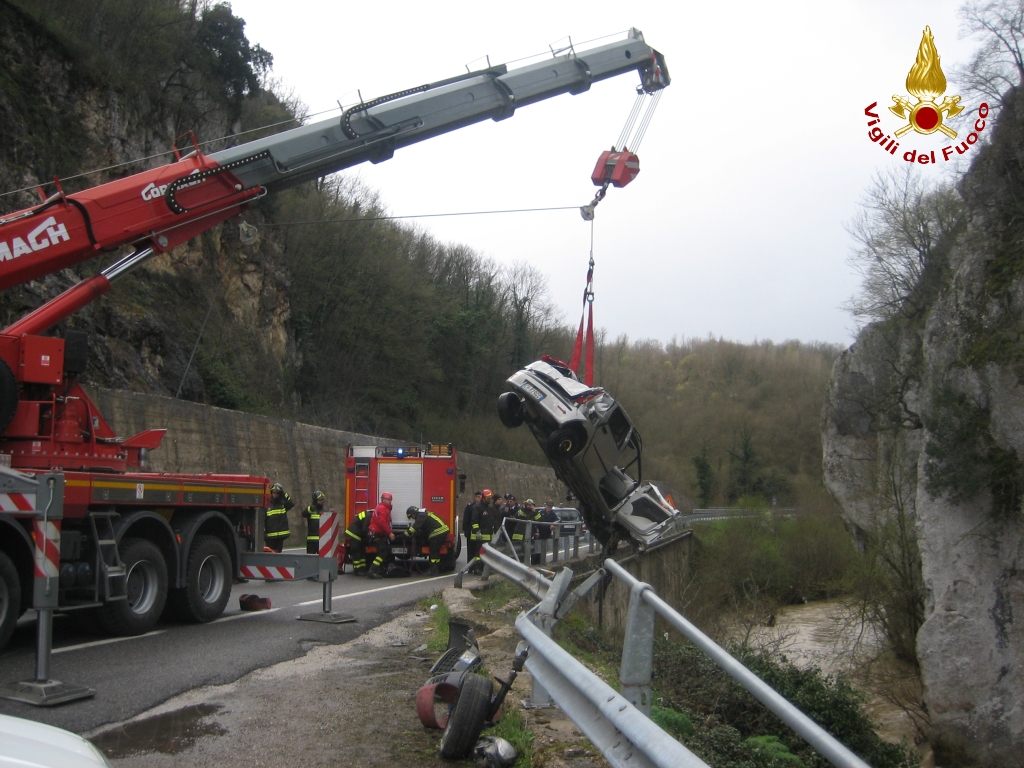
[345,444,464,572]
[0,30,670,652]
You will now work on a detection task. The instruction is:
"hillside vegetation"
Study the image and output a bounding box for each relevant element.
[0,0,840,510]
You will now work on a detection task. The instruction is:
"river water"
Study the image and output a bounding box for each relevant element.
[746,600,934,766]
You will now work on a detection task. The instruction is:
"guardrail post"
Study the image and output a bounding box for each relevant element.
[298,510,351,624]
[620,580,655,716]
[525,567,574,708]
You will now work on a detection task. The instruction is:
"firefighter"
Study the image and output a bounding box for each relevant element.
[469,490,498,573]
[367,491,396,579]
[302,491,326,554]
[406,506,450,577]
[463,490,482,562]
[512,499,542,542]
[501,494,521,537]
[264,482,294,553]
[344,506,372,576]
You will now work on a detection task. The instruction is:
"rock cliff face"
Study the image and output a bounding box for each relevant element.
[0,1,297,408]
[824,92,1024,766]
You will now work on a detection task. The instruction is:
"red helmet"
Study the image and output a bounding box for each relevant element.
[482,489,493,499]
[381,492,393,502]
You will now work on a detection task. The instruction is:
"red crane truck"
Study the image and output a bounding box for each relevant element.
[0,30,670,651]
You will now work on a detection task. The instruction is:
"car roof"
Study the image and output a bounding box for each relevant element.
[0,714,111,767]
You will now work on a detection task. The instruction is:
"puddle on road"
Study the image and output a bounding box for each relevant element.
[90,703,226,759]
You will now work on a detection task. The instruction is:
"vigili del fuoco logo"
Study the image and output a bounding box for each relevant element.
[865,26,988,165]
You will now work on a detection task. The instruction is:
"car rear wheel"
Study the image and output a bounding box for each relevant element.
[547,423,588,458]
[497,392,524,428]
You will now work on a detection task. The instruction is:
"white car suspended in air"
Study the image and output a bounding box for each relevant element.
[497,356,680,550]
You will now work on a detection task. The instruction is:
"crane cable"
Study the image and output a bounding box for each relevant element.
[581,88,663,220]
[568,218,596,386]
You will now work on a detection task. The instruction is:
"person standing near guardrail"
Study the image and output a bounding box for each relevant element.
[512,499,542,543]
[469,490,498,574]
[367,491,396,580]
[302,491,326,554]
[264,482,294,553]
[463,490,481,559]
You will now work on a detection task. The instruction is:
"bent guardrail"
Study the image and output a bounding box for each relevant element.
[479,543,873,768]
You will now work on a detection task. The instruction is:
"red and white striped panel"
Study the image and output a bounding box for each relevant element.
[240,564,296,580]
[0,492,36,512]
[33,519,60,579]
[319,509,338,559]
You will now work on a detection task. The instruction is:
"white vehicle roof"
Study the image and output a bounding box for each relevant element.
[0,714,111,768]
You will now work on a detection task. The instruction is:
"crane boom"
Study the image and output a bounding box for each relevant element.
[0,30,669,302]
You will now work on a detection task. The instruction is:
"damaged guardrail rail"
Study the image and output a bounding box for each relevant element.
[479,543,873,768]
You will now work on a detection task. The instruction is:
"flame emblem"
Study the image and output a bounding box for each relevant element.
[889,26,963,139]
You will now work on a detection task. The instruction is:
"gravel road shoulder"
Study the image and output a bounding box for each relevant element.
[85,580,608,768]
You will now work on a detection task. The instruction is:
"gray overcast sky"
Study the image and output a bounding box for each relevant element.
[228,0,979,347]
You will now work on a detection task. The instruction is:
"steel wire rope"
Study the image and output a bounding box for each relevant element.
[630,90,663,152]
[166,284,221,429]
[258,205,580,227]
[615,94,646,151]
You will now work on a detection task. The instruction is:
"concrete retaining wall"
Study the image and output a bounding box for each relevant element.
[572,532,695,635]
[91,388,566,544]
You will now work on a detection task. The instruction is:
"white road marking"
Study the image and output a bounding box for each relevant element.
[293,574,452,606]
[52,631,166,654]
[215,607,282,622]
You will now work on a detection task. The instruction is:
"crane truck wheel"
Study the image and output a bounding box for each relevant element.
[100,538,168,636]
[0,358,17,434]
[169,535,231,623]
[0,551,22,652]
[438,672,494,759]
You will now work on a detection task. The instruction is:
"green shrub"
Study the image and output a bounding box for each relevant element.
[742,735,804,766]
[652,704,694,739]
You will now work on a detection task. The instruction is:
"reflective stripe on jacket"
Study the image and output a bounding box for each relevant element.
[265,493,293,539]
[303,504,322,541]
[345,510,370,541]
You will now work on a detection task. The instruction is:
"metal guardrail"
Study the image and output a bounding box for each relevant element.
[681,508,797,525]
[479,543,872,768]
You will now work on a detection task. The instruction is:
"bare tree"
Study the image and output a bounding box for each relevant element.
[844,167,965,324]
[954,1,1024,109]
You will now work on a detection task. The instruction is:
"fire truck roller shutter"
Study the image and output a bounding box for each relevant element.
[377,462,423,527]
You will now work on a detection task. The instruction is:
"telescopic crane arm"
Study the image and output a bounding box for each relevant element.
[0,29,669,337]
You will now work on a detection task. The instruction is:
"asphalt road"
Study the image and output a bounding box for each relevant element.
[0,548,458,735]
